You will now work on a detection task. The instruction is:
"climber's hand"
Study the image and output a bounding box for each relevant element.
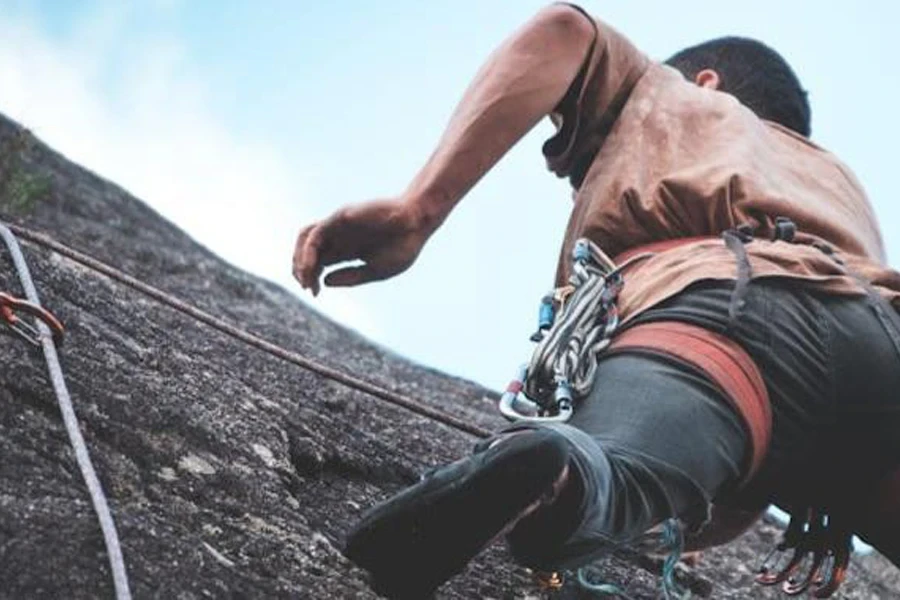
[293,198,431,295]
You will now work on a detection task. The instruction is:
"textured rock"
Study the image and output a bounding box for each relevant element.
[0,113,895,599]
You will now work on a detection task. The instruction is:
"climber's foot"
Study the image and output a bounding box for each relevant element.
[344,429,570,599]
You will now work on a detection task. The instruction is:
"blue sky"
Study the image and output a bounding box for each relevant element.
[2,0,899,390]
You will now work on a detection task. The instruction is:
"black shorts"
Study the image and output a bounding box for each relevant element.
[637,279,900,510]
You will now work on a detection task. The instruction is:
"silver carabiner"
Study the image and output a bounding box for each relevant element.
[498,365,574,423]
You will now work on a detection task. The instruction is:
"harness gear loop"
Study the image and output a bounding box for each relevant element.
[0,291,65,346]
[499,239,651,423]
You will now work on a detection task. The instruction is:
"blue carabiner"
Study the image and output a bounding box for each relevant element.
[530,295,556,342]
[573,239,591,264]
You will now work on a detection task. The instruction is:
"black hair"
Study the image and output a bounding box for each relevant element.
[665,37,811,137]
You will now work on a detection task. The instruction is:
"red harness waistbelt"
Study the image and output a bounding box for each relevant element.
[607,321,772,482]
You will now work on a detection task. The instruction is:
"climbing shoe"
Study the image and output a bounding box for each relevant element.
[344,429,570,598]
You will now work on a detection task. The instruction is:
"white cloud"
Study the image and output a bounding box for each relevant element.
[0,5,382,338]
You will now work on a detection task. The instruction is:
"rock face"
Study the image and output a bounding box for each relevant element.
[0,113,896,599]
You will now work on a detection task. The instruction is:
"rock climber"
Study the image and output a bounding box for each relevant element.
[293,4,900,598]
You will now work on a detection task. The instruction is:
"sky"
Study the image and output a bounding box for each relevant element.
[1,0,899,391]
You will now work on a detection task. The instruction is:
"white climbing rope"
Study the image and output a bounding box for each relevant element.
[500,238,652,422]
[0,223,132,600]
[527,239,624,401]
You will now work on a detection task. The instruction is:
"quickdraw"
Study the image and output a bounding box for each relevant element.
[756,508,852,598]
[0,290,64,346]
[499,238,651,423]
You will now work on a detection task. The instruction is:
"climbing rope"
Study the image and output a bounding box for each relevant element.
[570,519,690,599]
[6,223,492,439]
[499,239,652,422]
[576,566,637,598]
[659,519,691,600]
[527,239,621,402]
[0,223,132,600]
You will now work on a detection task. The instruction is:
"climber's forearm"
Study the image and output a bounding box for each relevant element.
[405,4,594,233]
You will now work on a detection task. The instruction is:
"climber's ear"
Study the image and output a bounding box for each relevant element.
[694,69,720,90]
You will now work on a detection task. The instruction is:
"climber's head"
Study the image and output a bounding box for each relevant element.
[665,37,811,137]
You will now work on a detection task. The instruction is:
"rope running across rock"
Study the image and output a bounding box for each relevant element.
[6,223,492,440]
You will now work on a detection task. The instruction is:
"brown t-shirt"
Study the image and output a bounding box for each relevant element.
[547,10,900,320]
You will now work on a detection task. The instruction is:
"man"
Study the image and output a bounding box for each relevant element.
[293,4,900,598]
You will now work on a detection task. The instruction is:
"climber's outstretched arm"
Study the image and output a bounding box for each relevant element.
[293,4,594,294]
[400,4,595,230]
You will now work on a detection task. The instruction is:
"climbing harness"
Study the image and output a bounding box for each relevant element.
[505,224,858,598]
[0,223,132,600]
[755,508,852,598]
[499,238,651,423]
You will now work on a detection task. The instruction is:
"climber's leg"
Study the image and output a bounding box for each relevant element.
[342,347,750,596]
[503,351,750,570]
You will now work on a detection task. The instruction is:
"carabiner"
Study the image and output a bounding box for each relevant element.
[498,365,573,423]
[756,508,851,598]
[756,511,806,585]
[0,291,64,346]
[811,541,851,598]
